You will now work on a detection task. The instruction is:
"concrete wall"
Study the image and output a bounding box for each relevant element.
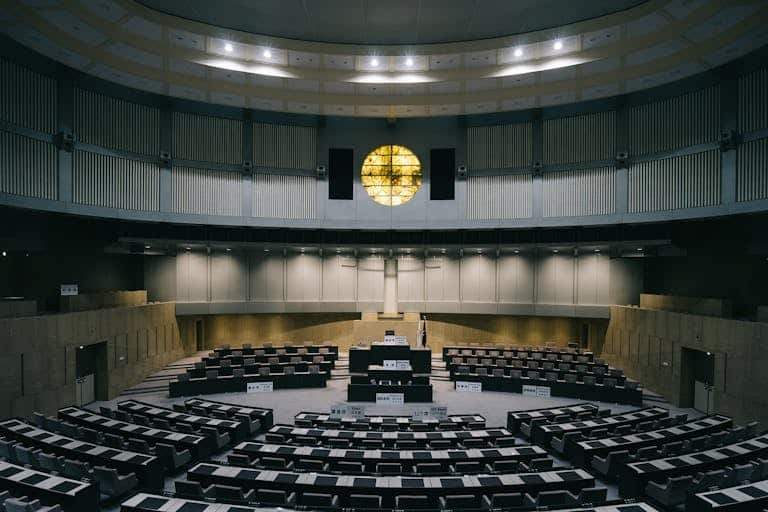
[0,302,190,417]
[163,250,643,318]
[60,290,148,313]
[600,305,768,425]
[425,315,608,352]
[640,293,732,318]
[0,300,37,318]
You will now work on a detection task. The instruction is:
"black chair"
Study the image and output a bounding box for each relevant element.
[214,484,254,503]
[175,479,215,500]
[349,494,381,509]
[396,495,432,509]
[439,494,480,510]
[299,492,339,509]
[257,489,296,506]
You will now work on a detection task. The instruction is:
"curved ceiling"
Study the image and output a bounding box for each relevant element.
[1,0,767,118]
[136,0,648,45]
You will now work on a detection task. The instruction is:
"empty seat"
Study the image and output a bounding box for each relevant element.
[93,466,138,497]
[462,438,485,449]
[349,495,381,508]
[439,494,479,510]
[396,495,432,509]
[591,449,630,478]
[127,438,151,453]
[227,454,252,467]
[257,489,296,506]
[524,490,573,508]
[415,462,443,475]
[214,484,254,503]
[452,461,481,474]
[334,461,364,474]
[577,487,607,506]
[482,493,523,509]
[201,426,230,449]
[38,452,64,474]
[5,498,61,512]
[495,436,516,447]
[376,462,401,475]
[63,458,91,479]
[155,443,191,471]
[526,457,553,471]
[491,460,519,473]
[295,458,326,472]
[175,479,215,500]
[259,456,288,469]
[299,492,339,509]
[645,475,694,507]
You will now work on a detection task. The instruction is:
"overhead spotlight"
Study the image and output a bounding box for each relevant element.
[224,43,233,53]
[514,48,523,57]
[336,249,341,254]
[1,251,5,257]
[553,249,559,253]
[514,249,520,254]
[185,247,191,251]
[144,245,151,249]
[637,247,644,252]
[226,248,231,252]
[441,249,447,254]
[405,57,414,67]
[264,248,270,253]
[78,345,84,350]
[553,40,563,50]
[706,352,712,356]
[370,57,379,67]
[263,49,272,58]
[594,249,600,253]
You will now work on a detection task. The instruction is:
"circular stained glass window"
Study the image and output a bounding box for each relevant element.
[361,144,422,206]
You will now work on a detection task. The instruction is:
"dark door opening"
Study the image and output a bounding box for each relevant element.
[580,323,590,349]
[680,347,715,413]
[195,320,204,351]
[75,342,108,404]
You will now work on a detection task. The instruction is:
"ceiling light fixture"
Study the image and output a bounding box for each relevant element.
[370,57,379,67]
[185,247,191,251]
[514,249,520,254]
[224,43,233,53]
[595,249,600,253]
[637,247,644,252]
[553,249,559,253]
[226,248,231,252]
[405,57,414,67]
[145,245,151,249]
[553,40,563,50]
[263,49,272,58]
[514,48,523,57]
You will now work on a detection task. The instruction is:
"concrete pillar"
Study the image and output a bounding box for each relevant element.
[383,257,398,314]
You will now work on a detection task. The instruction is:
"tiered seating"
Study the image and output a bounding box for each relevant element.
[0,418,162,491]
[122,493,262,512]
[186,462,597,509]
[0,460,96,512]
[295,411,485,430]
[183,398,273,431]
[265,424,515,449]
[619,431,768,503]
[442,345,594,364]
[507,403,603,434]
[232,441,549,475]
[116,400,247,443]
[532,406,670,448]
[170,344,337,397]
[574,415,733,475]
[211,343,339,362]
[689,478,768,511]
[57,407,211,467]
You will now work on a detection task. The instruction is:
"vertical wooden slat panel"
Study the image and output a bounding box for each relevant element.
[628,150,721,213]
[542,166,616,217]
[170,166,242,216]
[739,68,768,134]
[0,130,57,199]
[172,112,242,164]
[737,137,768,202]
[466,122,532,170]
[252,123,317,170]
[0,58,56,134]
[74,89,160,155]
[543,111,615,165]
[252,173,317,219]
[465,174,533,219]
[72,150,159,210]
[629,86,720,155]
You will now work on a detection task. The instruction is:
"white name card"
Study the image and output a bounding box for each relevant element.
[246,381,273,393]
[329,404,347,419]
[429,406,448,420]
[383,360,410,370]
[522,384,551,398]
[60,284,78,296]
[383,360,397,369]
[456,381,482,393]
[347,405,366,418]
[375,393,404,405]
[394,335,407,344]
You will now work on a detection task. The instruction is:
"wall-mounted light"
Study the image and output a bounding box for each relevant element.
[226,248,231,252]
[370,57,379,67]
[514,48,523,57]
[637,247,644,252]
[514,249,520,254]
[405,57,414,67]
[263,49,272,58]
[185,247,191,251]
[1,251,6,257]
[553,40,563,50]
[594,249,600,253]
[224,43,233,53]
[145,245,151,249]
[553,249,559,253]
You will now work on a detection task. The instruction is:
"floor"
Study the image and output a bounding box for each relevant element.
[91,352,702,511]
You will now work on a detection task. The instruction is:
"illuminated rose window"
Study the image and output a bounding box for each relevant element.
[361,144,422,206]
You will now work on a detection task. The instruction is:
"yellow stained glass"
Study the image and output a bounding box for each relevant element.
[361,144,422,206]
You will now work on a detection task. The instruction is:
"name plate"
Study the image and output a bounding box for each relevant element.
[376,393,405,405]
[456,381,482,393]
[522,384,551,398]
[60,284,78,296]
[383,360,410,370]
[429,406,448,420]
[246,381,273,393]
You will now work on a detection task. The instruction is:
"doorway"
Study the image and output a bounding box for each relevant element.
[75,342,108,405]
[579,323,590,349]
[680,348,715,413]
[195,319,205,351]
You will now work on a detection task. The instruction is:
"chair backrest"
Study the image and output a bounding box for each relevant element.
[492,368,504,377]
[350,495,381,508]
[284,366,296,375]
[308,365,320,374]
[492,493,523,508]
[233,368,245,378]
[396,495,430,509]
[205,370,219,380]
[214,484,246,501]
[258,367,270,376]
[583,375,596,385]
[578,487,607,505]
[536,490,571,506]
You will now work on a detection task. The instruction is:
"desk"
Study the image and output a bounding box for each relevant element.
[507,403,599,432]
[295,412,485,430]
[0,460,97,512]
[187,463,595,509]
[619,433,768,497]
[185,398,273,430]
[268,424,512,449]
[688,478,768,511]
[347,383,433,402]
[169,371,328,398]
[349,346,431,373]
[122,493,262,512]
[0,419,164,489]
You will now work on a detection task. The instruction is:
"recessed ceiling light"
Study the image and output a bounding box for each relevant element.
[263,49,271,58]
[370,57,379,67]
[144,245,151,249]
[185,247,191,251]
[224,43,233,53]
[637,247,643,251]
[514,48,523,57]
[226,248,231,252]
[553,249,559,253]
[1,251,5,257]
[553,40,563,50]
[405,57,414,67]
[514,249,520,254]
[595,249,600,253]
